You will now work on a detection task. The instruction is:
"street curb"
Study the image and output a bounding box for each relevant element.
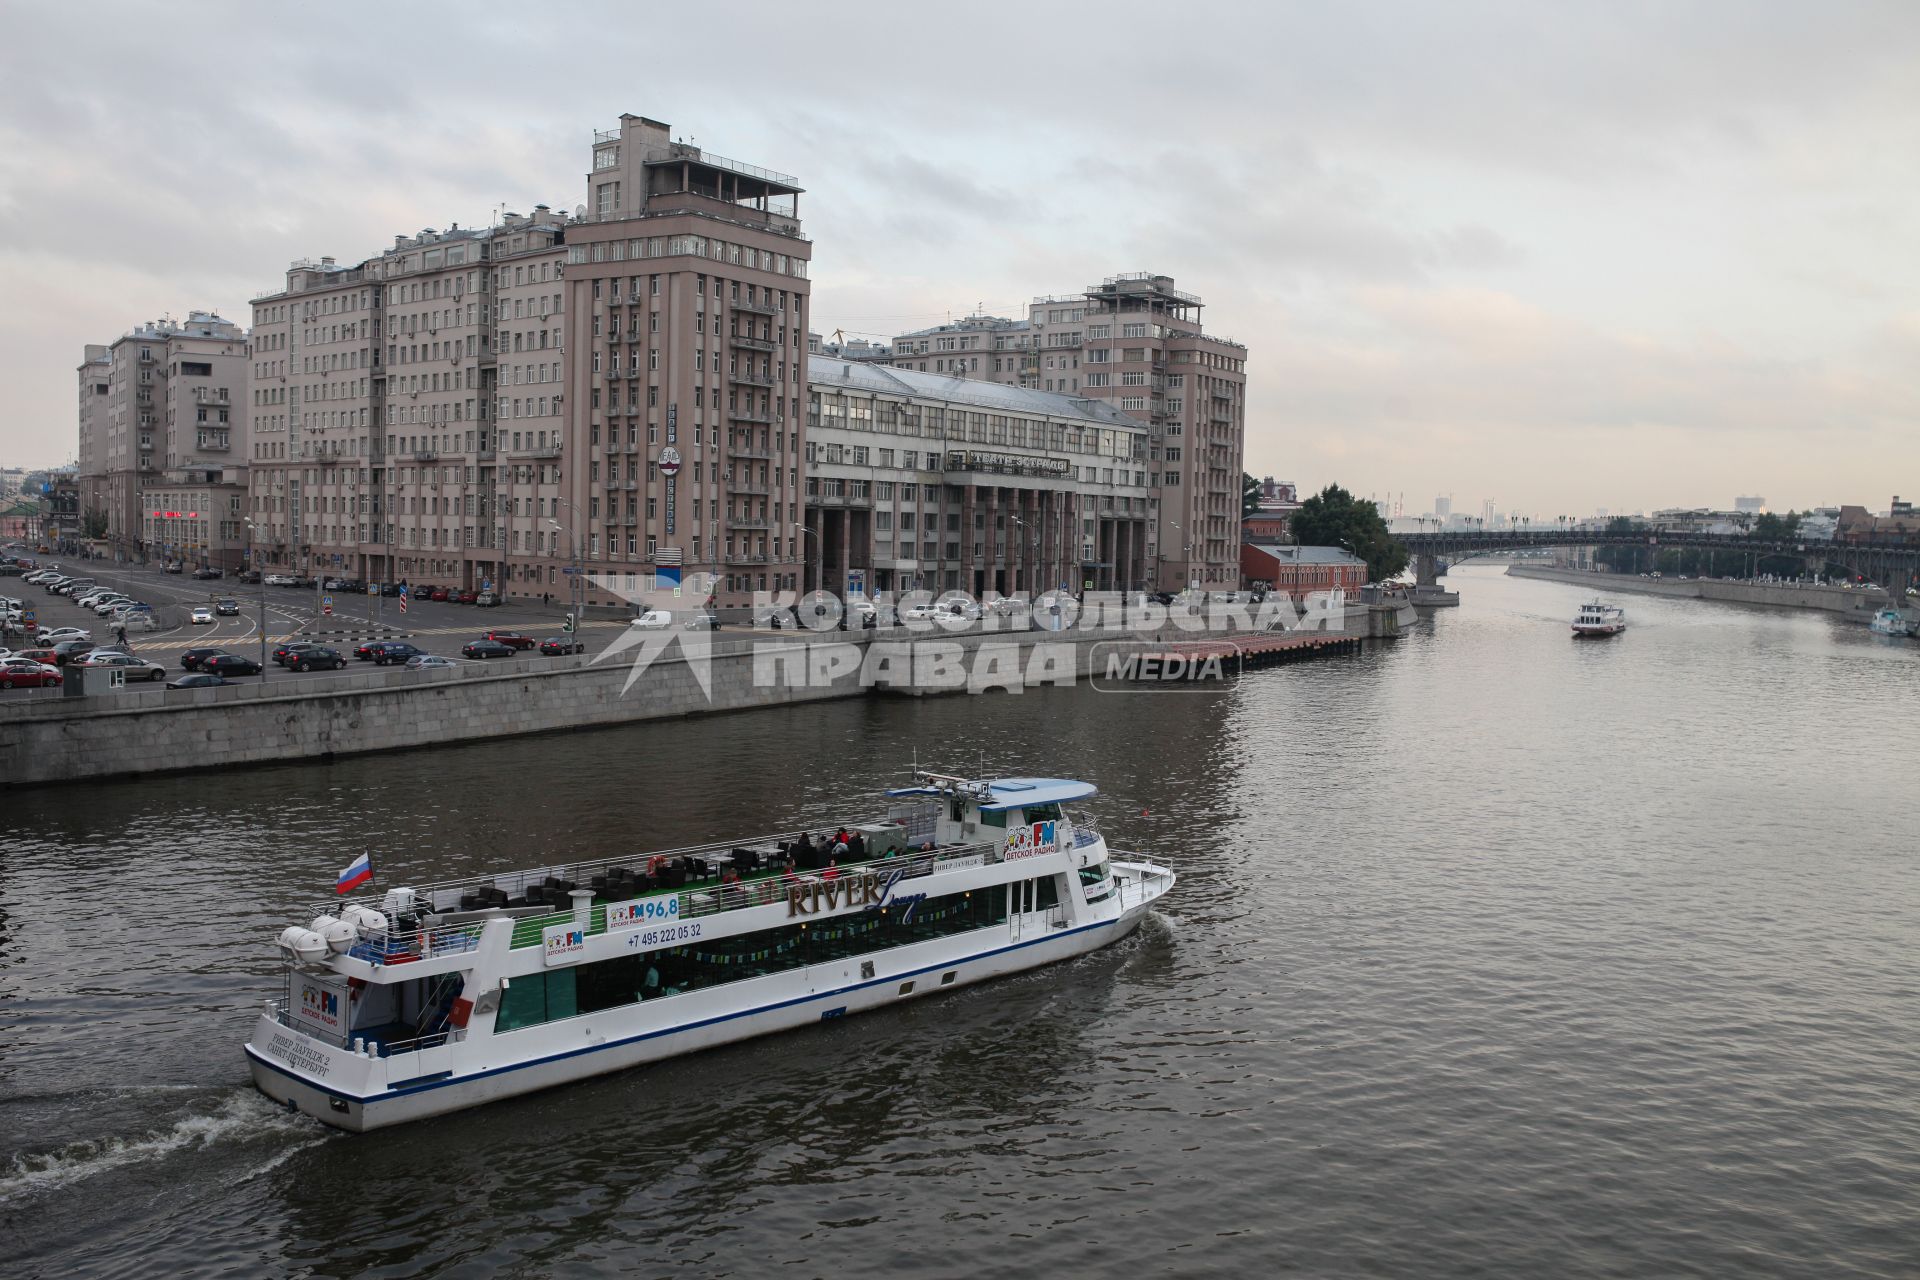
[296,631,415,640]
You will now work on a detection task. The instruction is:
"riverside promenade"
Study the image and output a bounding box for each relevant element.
[1504,563,1890,615]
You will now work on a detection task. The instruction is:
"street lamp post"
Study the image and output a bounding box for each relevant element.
[244,517,267,677]
[793,522,820,595]
[545,506,587,633]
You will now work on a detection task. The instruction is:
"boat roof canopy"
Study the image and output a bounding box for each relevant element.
[886,776,1097,812]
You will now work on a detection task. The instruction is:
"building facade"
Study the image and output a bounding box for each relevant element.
[889,273,1247,590]
[561,113,812,609]
[1241,543,1366,597]
[805,357,1151,597]
[76,313,250,566]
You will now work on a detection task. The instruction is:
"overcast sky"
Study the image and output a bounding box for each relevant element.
[4,1,1916,517]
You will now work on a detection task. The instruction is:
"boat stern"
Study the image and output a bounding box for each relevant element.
[244,1005,381,1131]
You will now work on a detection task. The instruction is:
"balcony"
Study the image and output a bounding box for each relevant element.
[732,297,780,316]
[728,443,772,461]
[729,333,776,353]
[727,406,773,423]
[413,449,439,462]
[531,445,563,459]
[728,370,776,388]
[193,388,231,405]
[195,437,231,452]
[727,515,770,529]
[727,551,771,564]
[478,447,497,461]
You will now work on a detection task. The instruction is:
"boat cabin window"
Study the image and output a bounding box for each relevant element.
[978,808,1007,828]
[1024,802,1063,823]
[492,885,1011,1034]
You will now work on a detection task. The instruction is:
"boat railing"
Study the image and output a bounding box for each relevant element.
[1069,811,1102,847]
[265,999,456,1058]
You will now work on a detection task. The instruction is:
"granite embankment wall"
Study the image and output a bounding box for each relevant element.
[0,631,1160,788]
[1504,564,1888,614]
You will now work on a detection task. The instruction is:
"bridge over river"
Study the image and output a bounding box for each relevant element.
[1397,529,1920,591]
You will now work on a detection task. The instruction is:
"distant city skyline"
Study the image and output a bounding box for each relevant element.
[4,2,1916,517]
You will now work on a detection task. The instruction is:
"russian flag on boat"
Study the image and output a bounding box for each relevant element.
[336,852,373,895]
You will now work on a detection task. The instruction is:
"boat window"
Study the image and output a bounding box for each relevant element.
[1025,802,1062,822]
[491,885,1012,1033]
[978,808,1007,828]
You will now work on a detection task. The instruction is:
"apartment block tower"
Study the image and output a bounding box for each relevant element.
[889,274,1247,591]
[562,114,812,608]
[1029,275,1246,591]
[76,312,251,567]
[247,209,569,589]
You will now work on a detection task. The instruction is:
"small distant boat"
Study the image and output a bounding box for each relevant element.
[1868,608,1913,638]
[1572,601,1627,636]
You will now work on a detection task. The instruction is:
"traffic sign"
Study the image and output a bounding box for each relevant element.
[368,583,378,596]
[399,595,408,614]
[322,594,334,617]
[562,567,579,575]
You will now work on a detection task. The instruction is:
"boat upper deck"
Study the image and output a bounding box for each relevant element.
[312,808,1107,967]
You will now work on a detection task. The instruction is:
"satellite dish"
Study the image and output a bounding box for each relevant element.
[574,204,587,218]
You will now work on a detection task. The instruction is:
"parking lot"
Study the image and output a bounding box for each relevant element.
[1,557,640,699]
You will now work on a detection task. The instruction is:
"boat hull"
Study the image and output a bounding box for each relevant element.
[1571,623,1626,636]
[248,893,1161,1132]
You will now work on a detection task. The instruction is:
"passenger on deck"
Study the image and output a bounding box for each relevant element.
[847,832,867,861]
[823,859,840,881]
[919,840,936,853]
[794,832,815,865]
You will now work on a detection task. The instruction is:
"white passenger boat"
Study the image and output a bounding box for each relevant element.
[1572,600,1627,636]
[1868,608,1912,637]
[245,773,1174,1131]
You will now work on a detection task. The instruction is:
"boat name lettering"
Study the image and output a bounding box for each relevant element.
[543,922,586,966]
[606,896,680,931]
[267,1031,333,1080]
[787,866,931,919]
[624,922,703,951]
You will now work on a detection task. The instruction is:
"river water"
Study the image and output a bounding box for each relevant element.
[3,564,1917,1279]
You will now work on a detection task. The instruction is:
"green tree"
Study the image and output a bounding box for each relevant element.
[1290,484,1408,583]
[1242,473,1263,519]
[1594,516,1647,573]
[82,509,108,539]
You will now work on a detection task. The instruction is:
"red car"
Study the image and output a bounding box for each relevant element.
[455,590,477,605]
[483,630,536,650]
[430,587,451,602]
[0,658,60,689]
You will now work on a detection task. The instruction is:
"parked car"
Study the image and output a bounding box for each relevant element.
[164,562,185,574]
[264,573,295,587]
[180,646,232,672]
[167,672,232,689]
[202,654,263,677]
[93,597,136,617]
[237,570,262,585]
[192,567,223,580]
[13,647,60,669]
[539,637,586,656]
[454,590,477,605]
[474,592,502,607]
[403,654,459,670]
[430,587,451,603]
[190,606,215,625]
[215,599,240,616]
[380,582,405,597]
[274,641,328,666]
[483,630,536,650]
[630,610,672,629]
[360,641,423,666]
[287,645,347,673]
[37,626,90,645]
[0,658,61,689]
[461,639,515,659]
[50,639,97,666]
[684,612,720,630]
[79,652,167,682]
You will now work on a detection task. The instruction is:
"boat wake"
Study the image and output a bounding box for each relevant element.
[0,1089,324,1203]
